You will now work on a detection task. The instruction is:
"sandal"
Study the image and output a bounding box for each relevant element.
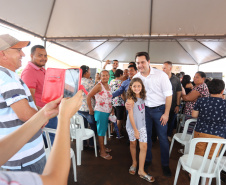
[100,153,112,160]
[140,174,155,183]
[99,148,112,153]
[129,165,136,175]
[105,148,112,153]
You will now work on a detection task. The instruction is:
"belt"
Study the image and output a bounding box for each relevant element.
[148,104,164,109]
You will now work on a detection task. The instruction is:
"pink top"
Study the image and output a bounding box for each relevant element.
[94,82,112,113]
[21,62,46,107]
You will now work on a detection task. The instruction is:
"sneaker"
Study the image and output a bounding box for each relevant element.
[162,166,172,177]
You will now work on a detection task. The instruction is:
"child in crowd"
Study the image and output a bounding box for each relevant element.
[126,78,155,183]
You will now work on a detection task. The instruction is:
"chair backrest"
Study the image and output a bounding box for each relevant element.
[70,114,87,138]
[187,138,226,174]
[42,128,56,150]
[176,114,186,132]
[181,118,197,140]
[70,116,77,139]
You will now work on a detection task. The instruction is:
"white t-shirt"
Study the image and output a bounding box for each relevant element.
[133,67,172,107]
[0,171,42,185]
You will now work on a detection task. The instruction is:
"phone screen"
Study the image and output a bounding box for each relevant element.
[64,69,80,98]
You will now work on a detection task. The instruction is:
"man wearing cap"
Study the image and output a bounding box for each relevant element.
[21,45,58,144]
[0,34,46,173]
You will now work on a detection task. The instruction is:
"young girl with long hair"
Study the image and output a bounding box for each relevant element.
[126,78,155,183]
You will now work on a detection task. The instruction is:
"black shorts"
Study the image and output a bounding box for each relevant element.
[114,106,125,120]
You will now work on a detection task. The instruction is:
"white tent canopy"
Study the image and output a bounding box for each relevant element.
[1,0,226,65]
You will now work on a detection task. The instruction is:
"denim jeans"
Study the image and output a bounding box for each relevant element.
[44,116,58,145]
[167,110,177,137]
[10,156,46,174]
[145,105,169,166]
[78,111,97,146]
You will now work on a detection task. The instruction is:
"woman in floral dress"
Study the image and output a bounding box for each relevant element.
[110,69,125,138]
[87,70,113,160]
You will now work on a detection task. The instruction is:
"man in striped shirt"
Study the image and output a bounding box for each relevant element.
[0,34,46,174]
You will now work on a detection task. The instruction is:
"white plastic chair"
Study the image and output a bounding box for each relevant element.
[169,118,197,156]
[174,138,226,185]
[215,156,226,172]
[70,114,97,165]
[108,123,111,138]
[176,114,186,133]
[43,128,77,182]
[104,123,111,145]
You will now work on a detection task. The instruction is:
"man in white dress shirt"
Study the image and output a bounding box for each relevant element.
[133,52,172,177]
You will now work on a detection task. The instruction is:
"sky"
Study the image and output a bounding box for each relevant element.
[0,23,225,82]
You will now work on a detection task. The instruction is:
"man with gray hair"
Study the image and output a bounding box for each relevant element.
[0,34,46,173]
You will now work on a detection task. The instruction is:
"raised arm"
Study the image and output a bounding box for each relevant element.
[182,90,200,102]
[103,60,110,69]
[41,91,82,185]
[0,96,62,165]
[112,83,125,98]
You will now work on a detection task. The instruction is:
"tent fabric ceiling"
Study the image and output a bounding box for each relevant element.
[0,0,226,65]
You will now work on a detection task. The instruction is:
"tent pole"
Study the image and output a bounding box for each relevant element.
[44,38,46,48]
[197,65,200,71]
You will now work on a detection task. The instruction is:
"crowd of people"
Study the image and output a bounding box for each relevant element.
[0,34,225,185]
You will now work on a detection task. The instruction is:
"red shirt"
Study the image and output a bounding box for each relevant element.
[21,62,46,107]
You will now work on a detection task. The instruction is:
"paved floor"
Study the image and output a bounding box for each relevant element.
[68,132,226,185]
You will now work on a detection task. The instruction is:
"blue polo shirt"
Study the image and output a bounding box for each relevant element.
[112,78,131,98]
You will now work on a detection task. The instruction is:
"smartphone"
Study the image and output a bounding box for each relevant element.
[64,68,82,98]
[42,68,83,103]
